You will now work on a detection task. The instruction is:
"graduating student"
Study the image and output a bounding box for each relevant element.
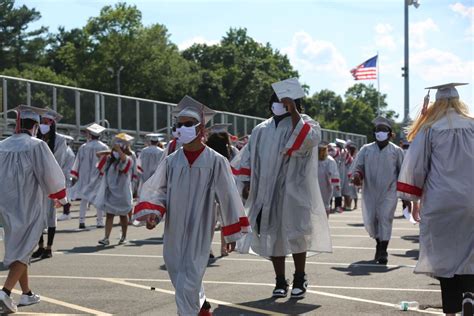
[0,106,67,313]
[69,123,109,229]
[328,143,343,213]
[133,96,249,316]
[351,116,404,264]
[92,133,135,246]
[137,133,165,196]
[317,141,340,217]
[57,135,75,221]
[32,109,69,259]
[397,83,473,316]
[342,141,358,210]
[231,78,332,299]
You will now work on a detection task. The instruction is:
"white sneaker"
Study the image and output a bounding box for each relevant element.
[118,236,128,245]
[19,293,41,306]
[57,213,71,221]
[0,290,18,313]
[98,238,110,246]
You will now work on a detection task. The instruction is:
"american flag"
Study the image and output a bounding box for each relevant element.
[351,55,377,80]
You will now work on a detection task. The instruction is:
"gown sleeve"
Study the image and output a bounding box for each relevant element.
[284,115,321,157]
[32,141,68,204]
[132,159,168,222]
[214,157,251,243]
[351,146,367,180]
[397,129,432,201]
[230,142,251,182]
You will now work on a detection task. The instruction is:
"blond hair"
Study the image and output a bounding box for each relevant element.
[407,98,473,141]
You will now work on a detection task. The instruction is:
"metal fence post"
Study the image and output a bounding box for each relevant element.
[2,79,7,126]
[100,95,105,126]
[153,103,157,132]
[75,91,80,136]
[117,97,122,131]
[136,100,140,139]
[166,104,171,139]
[94,94,100,123]
[52,87,57,111]
[244,118,247,136]
[26,82,31,106]
[233,116,237,136]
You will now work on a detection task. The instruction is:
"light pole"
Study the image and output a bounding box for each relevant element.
[107,65,124,95]
[402,0,420,124]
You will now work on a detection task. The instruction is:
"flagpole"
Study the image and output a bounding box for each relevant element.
[376,51,380,115]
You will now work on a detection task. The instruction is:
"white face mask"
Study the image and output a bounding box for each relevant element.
[271,102,287,116]
[176,124,200,144]
[112,151,120,159]
[375,131,389,142]
[172,130,179,139]
[39,124,50,135]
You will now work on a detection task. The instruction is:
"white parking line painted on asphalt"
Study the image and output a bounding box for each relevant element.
[332,245,415,251]
[16,313,82,315]
[101,278,286,315]
[52,251,416,268]
[11,289,112,316]
[330,226,420,231]
[332,234,418,239]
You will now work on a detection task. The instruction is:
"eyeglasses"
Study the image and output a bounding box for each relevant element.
[176,121,199,128]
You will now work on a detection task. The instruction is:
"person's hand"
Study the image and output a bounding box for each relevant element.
[54,200,62,208]
[242,182,250,200]
[352,173,362,186]
[281,97,297,114]
[145,213,158,230]
[71,177,77,186]
[335,185,340,191]
[226,242,236,253]
[412,201,421,222]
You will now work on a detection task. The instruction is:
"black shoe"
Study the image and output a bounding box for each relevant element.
[31,247,45,259]
[377,241,389,265]
[462,292,473,316]
[374,239,381,261]
[272,276,289,298]
[96,224,104,229]
[291,272,308,299]
[79,223,86,229]
[41,249,52,259]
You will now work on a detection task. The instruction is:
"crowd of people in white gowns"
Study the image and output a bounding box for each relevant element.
[0,79,472,316]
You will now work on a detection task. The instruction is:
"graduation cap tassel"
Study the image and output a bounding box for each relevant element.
[421,90,430,116]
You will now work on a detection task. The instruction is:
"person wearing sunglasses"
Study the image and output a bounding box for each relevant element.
[133,96,249,316]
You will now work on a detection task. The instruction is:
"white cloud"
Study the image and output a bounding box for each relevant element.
[281,31,351,94]
[178,36,219,50]
[409,18,439,50]
[410,48,473,81]
[374,23,396,50]
[450,2,474,41]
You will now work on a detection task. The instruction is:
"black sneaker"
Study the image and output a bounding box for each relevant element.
[462,292,473,316]
[41,249,52,259]
[291,273,308,299]
[79,223,86,229]
[272,276,289,298]
[31,247,45,259]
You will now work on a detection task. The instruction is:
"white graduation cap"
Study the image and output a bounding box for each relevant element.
[146,133,165,142]
[63,135,74,143]
[425,83,468,101]
[209,123,232,134]
[372,115,392,128]
[42,108,63,122]
[114,132,134,145]
[86,123,106,136]
[11,105,49,123]
[335,138,347,146]
[318,140,329,148]
[328,142,336,147]
[271,77,305,101]
[172,95,216,124]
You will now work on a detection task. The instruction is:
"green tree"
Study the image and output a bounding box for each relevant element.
[0,0,48,70]
[304,89,344,130]
[182,28,299,117]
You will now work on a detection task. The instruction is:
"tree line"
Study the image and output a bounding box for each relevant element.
[0,1,400,140]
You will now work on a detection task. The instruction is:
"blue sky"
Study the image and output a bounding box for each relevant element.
[18,0,474,120]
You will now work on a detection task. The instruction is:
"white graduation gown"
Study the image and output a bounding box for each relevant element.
[231,114,332,257]
[133,147,249,316]
[92,155,135,216]
[0,134,66,267]
[397,110,474,278]
[46,133,70,227]
[69,139,109,200]
[351,142,404,241]
[318,156,340,211]
[137,145,164,196]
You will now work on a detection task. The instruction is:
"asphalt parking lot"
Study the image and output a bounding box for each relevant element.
[0,201,444,315]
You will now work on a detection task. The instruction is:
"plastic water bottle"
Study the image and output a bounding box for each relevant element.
[399,301,419,311]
